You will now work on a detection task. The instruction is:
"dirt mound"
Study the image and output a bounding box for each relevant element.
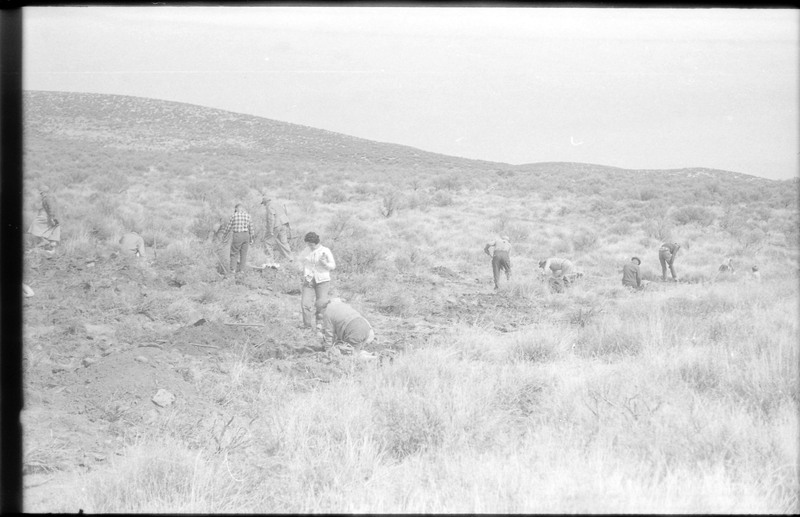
[47,345,204,423]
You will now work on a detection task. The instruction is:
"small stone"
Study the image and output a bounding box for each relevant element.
[82,357,97,367]
[135,355,149,363]
[151,389,175,407]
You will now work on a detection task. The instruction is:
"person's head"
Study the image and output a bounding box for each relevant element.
[752,265,759,272]
[234,203,244,213]
[260,195,271,206]
[304,232,320,247]
[501,235,510,242]
[631,257,641,265]
[39,185,49,195]
[538,259,547,269]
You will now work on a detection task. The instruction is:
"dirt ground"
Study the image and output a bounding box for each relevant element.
[22,246,558,510]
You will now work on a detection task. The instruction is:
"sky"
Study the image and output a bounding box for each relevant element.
[22,5,800,180]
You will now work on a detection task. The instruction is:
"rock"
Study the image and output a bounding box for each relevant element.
[151,389,175,407]
[134,355,149,363]
[84,323,117,343]
[82,357,97,367]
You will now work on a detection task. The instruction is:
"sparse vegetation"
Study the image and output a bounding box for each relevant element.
[21,91,798,514]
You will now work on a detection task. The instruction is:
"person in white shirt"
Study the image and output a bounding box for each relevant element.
[299,232,336,329]
[484,235,512,289]
[539,257,581,292]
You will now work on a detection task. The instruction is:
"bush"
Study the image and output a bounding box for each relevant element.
[333,237,384,275]
[672,205,715,227]
[644,217,673,241]
[572,228,599,252]
[322,185,348,204]
[608,221,632,235]
[379,192,403,218]
[432,191,453,207]
[373,394,444,460]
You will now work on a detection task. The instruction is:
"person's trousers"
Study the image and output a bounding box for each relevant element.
[492,251,511,288]
[230,232,250,273]
[301,278,330,328]
[264,224,293,263]
[659,249,676,280]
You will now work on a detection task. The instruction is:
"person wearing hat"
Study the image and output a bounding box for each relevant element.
[750,264,761,282]
[261,194,293,268]
[622,256,643,290]
[484,234,512,289]
[658,241,680,281]
[219,203,254,274]
[300,232,336,329]
[27,185,61,251]
[316,297,375,356]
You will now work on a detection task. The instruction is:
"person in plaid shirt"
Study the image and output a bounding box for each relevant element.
[219,204,254,274]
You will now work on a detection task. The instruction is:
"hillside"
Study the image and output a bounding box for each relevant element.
[20,91,799,513]
[24,91,795,207]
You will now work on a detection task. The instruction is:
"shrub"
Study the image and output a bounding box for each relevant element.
[432,174,462,192]
[739,228,767,251]
[572,227,599,252]
[639,188,658,201]
[432,190,453,207]
[373,394,444,460]
[672,205,715,227]
[644,217,673,241]
[322,185,348,204]
[333,237,384,275]
[379,192,403,218]
[608,221,632,235]
[377,289,414,317]
[325,210,357,242]
[405,191,431,211]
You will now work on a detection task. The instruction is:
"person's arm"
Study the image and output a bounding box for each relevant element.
[635,267,641,287]
[248,218,255,244]
[319,249,336,271]
[43,197,58,226]
[484,242,493,257]
[219,217,233,242]
[137,238,146,257]
[670,244,680,264]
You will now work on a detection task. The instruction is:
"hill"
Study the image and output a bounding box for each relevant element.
[20,90,799,513]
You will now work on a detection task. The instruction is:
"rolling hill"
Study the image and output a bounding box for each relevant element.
[23,90,795,209]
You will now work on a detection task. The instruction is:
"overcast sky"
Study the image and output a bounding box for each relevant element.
[23,6,799,180]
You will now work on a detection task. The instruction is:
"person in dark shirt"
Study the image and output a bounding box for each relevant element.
[622,257,642,290]
[658,242,680,281]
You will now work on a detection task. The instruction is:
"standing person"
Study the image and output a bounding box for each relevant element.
[658,242,681,281]
[622,257,643,290]
[484,234,512,289]
[300,232,336,330]
[119,231,146,258]
[316,297,375,356]
[219,203,254,275]
[28,185,61,251]
[261,194,293,268]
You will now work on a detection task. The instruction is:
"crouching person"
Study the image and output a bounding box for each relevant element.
[316,297,375,358]
[622,257,643,291]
